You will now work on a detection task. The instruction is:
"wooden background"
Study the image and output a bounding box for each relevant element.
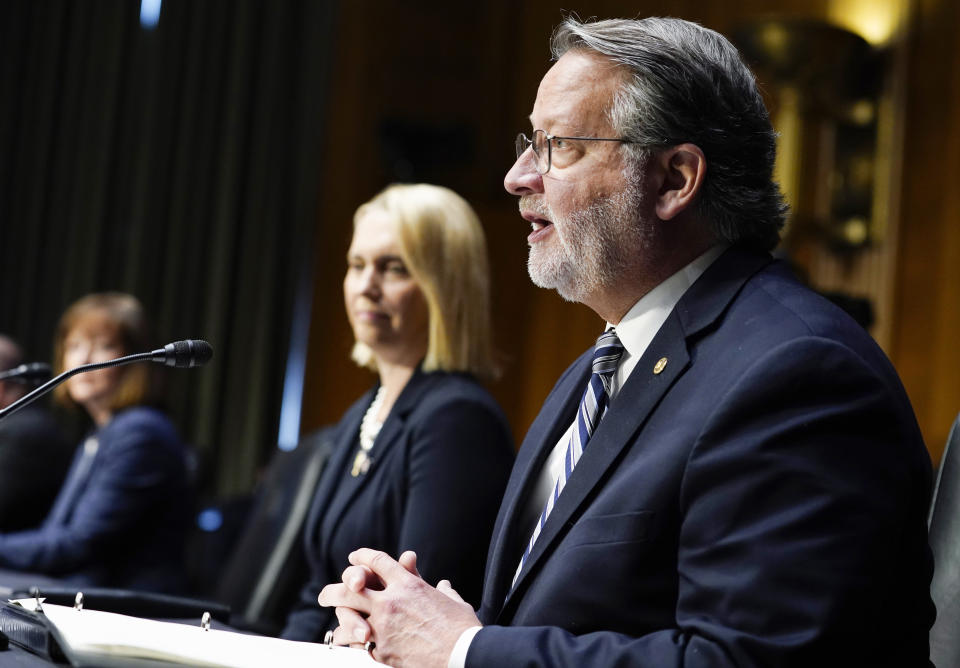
[299,0,960,467]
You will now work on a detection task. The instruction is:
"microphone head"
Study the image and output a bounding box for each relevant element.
[0,362,52,383]
[163,340,214,368]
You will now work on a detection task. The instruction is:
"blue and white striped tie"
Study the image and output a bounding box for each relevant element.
[511,328,624,589]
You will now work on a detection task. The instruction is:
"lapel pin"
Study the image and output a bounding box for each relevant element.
[653,357,668,374]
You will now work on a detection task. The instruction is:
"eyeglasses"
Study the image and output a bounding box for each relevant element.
[515,129,635,175]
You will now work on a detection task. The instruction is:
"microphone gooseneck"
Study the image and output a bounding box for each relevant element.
[0,339,213,423]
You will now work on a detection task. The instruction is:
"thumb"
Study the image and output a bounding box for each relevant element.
[437,579,466,603]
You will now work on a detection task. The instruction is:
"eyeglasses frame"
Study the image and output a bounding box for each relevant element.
[515,129,636,175]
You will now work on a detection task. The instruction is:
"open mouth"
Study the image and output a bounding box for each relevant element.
[522,210,554,243]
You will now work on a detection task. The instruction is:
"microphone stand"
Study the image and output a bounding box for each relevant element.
[0,352,159,423]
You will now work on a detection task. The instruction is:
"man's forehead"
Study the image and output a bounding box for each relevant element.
[529,51,622,131]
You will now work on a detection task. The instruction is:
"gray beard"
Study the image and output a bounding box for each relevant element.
[525,178,650,304]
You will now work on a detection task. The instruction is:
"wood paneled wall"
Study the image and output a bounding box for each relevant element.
[891,0,960,465]
[301,0,960,465]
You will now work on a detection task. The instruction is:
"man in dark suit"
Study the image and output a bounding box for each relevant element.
[0,335,72,530]
[319,17,935,667]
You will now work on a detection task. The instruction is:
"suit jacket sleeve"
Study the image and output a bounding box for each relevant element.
[0,415,185,574]
[468,337,932,667]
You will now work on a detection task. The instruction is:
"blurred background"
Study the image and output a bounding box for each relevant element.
[2,0,958,505]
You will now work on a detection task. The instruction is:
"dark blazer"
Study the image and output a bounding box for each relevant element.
[469,247,934,667]
[283,369,514,641]
[0,406,193,593]
[0,404,73,530]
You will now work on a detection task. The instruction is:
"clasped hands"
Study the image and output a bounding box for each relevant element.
[318,548,482,668]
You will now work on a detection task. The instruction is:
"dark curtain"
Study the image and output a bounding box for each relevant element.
[0,1,335,497]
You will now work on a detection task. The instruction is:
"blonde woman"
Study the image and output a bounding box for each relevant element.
[282,184,514,641]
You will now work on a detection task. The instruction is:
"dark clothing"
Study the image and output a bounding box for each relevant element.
[282,369,514,641]
[470,247,934,667]
[0,407,193,593]
[0,405,72,530]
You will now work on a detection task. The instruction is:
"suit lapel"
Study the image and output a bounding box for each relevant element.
[302,391,372,551]
[501,316,691,616]
[481,351,592,621]
[496,247,773,621]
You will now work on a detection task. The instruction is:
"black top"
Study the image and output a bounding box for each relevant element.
[0,404,72,530]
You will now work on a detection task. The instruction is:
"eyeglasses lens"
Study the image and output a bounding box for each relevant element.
[532,130,549,174]
[515,130,550,174]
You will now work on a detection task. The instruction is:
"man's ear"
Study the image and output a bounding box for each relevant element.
[654,143,706,221]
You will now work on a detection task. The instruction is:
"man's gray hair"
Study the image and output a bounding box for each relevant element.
[551,17,787,252]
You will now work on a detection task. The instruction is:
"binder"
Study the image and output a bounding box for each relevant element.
[0,599,69,662]
[15,585,231,623]
[0,597,384,667]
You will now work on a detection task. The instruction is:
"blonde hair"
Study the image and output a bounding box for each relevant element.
[350,184,498,379]
[52,292,157,411]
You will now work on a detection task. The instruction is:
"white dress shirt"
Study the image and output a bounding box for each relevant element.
[448,245,726,668]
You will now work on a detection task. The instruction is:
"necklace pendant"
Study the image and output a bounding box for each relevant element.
[351,451,370,477]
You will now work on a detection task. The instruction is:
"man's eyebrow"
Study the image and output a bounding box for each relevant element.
[526,114,586,135]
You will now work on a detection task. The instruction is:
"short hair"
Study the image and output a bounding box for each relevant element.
[0,335,23,372]
[350,184,499,379]
[551,16,788,252]
[0,335,27,402]
[52,292,157,411]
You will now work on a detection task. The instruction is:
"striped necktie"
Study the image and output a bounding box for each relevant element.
[511,328,624,589]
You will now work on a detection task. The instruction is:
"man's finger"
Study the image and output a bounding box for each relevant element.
[341,564,379,592]
[318,582,372,614]
[348,548,413,584]
[398,550,420,577]
[331,609,370,645]
[437,579,466,603]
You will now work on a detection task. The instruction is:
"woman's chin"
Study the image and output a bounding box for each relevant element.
[354,329,399,352]
[69,388,112,412]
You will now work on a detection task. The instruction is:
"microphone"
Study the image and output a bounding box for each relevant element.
[0,339,213,422]
[0,362,52,383]
[148,340,214,368]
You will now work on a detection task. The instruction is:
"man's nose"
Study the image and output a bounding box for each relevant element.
[504,149,543,196]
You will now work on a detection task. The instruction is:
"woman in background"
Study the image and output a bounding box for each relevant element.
[0,292,193,592]
[282,184,514,641]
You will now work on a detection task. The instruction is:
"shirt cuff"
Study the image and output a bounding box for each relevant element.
[447,625,483,668]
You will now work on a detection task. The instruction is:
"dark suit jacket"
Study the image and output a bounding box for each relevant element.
[0,406,193,593]
[0,404,73,530]
[282,369,515,641]
[470,248,934,667]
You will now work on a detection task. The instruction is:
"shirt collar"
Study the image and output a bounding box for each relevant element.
[608,245,728,361]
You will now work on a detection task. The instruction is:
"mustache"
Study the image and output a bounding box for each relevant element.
[519,196,550,218]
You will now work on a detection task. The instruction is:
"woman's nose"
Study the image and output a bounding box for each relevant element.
[358,267,381,298]
[68,344,92,366]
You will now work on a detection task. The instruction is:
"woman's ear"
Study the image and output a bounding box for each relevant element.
[654,143,706,221]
